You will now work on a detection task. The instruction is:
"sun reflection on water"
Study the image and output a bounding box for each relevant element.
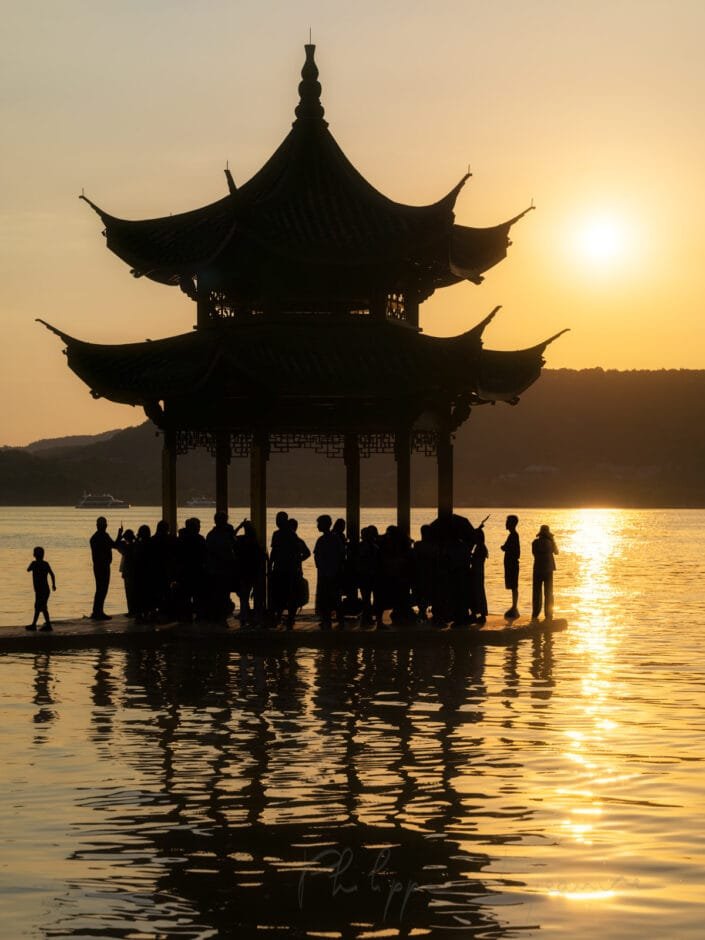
[544,509,626,896]
[548,888,617,902]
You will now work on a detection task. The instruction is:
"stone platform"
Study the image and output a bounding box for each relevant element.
[0,611,567,653]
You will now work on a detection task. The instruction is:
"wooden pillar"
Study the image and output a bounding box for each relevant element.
[250,432,269,547]
[395,428,412,535]
[370,289,386,321]
[215,432,230,516]
[437,429,454,519]
[405,290,419,329]
[196,280,211,328]
[161,428,177,533]
[344,433,361,545]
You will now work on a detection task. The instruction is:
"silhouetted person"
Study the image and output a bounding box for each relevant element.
[115,528,138,616]
[376,525,414,626]
[532,524,559,621]
[133,524,154,619]
[469,528,488,625]
[429,512,476,546]
[289,518,311,615]
[332,516,358,615]
[412,524,438,622]
[90,516,122,620]
[205,511,237,621]
[270,511,306,629]
[234,520,266,625]
[26,546,56,632]
[313,514,345,629]
[444,531,472,626]
[428,512,475,625]
[429,518,453,624]
[332,517,347,546]
[175,517,206,621]
[151,519,178,618]
[357,525,380,626]
[501,514,520,619]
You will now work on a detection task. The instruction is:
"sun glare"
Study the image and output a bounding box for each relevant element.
[576,215,628,266]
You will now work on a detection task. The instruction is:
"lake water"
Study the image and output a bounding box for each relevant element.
[1,507,704,938]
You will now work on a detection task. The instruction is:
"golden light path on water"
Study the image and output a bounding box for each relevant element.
[548,510,624,905]
[435,508,642,925]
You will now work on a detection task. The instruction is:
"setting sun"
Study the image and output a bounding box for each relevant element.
[575,215,630,267]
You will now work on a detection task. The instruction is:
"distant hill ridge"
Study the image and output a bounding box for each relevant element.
[24,429,122,453]
[1,369,704,507]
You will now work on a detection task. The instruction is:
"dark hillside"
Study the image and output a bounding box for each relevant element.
[25,429,121,453]
[457,370,705,506]
[1,370,704,507]
[0,449,76,504]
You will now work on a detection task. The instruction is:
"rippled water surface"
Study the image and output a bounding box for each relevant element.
[1,508,704,938]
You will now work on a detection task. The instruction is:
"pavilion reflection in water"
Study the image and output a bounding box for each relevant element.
[31,640,556,937]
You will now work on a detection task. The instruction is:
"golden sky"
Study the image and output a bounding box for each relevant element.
[2,0,704,445]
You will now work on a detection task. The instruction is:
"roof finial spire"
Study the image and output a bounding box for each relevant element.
[294,43,326,124]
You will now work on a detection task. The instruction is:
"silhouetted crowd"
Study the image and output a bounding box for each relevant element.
[88,514,265,624]
[52,510,558,633]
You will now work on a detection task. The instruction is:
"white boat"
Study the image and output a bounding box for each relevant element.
[75,492,130,509]
[184,495,217,508]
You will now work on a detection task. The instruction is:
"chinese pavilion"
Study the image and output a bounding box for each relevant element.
[41,45,565,544]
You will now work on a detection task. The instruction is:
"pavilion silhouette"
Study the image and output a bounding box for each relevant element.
[40,45,565,544]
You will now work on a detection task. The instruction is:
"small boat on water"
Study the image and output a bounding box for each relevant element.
[184,495,217,508]
[75,493,130,509]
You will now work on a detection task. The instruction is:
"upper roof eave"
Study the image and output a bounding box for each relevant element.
[76,46,494,282]
[79,166,471,279]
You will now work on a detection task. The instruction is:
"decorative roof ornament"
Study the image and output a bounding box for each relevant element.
[224,164,237,194]
[294,44,327,125]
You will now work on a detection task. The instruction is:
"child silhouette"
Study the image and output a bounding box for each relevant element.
[26,546,56,632]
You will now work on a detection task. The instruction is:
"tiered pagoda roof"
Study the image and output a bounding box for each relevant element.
[43,44,565,431]
[79,45,532,304]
